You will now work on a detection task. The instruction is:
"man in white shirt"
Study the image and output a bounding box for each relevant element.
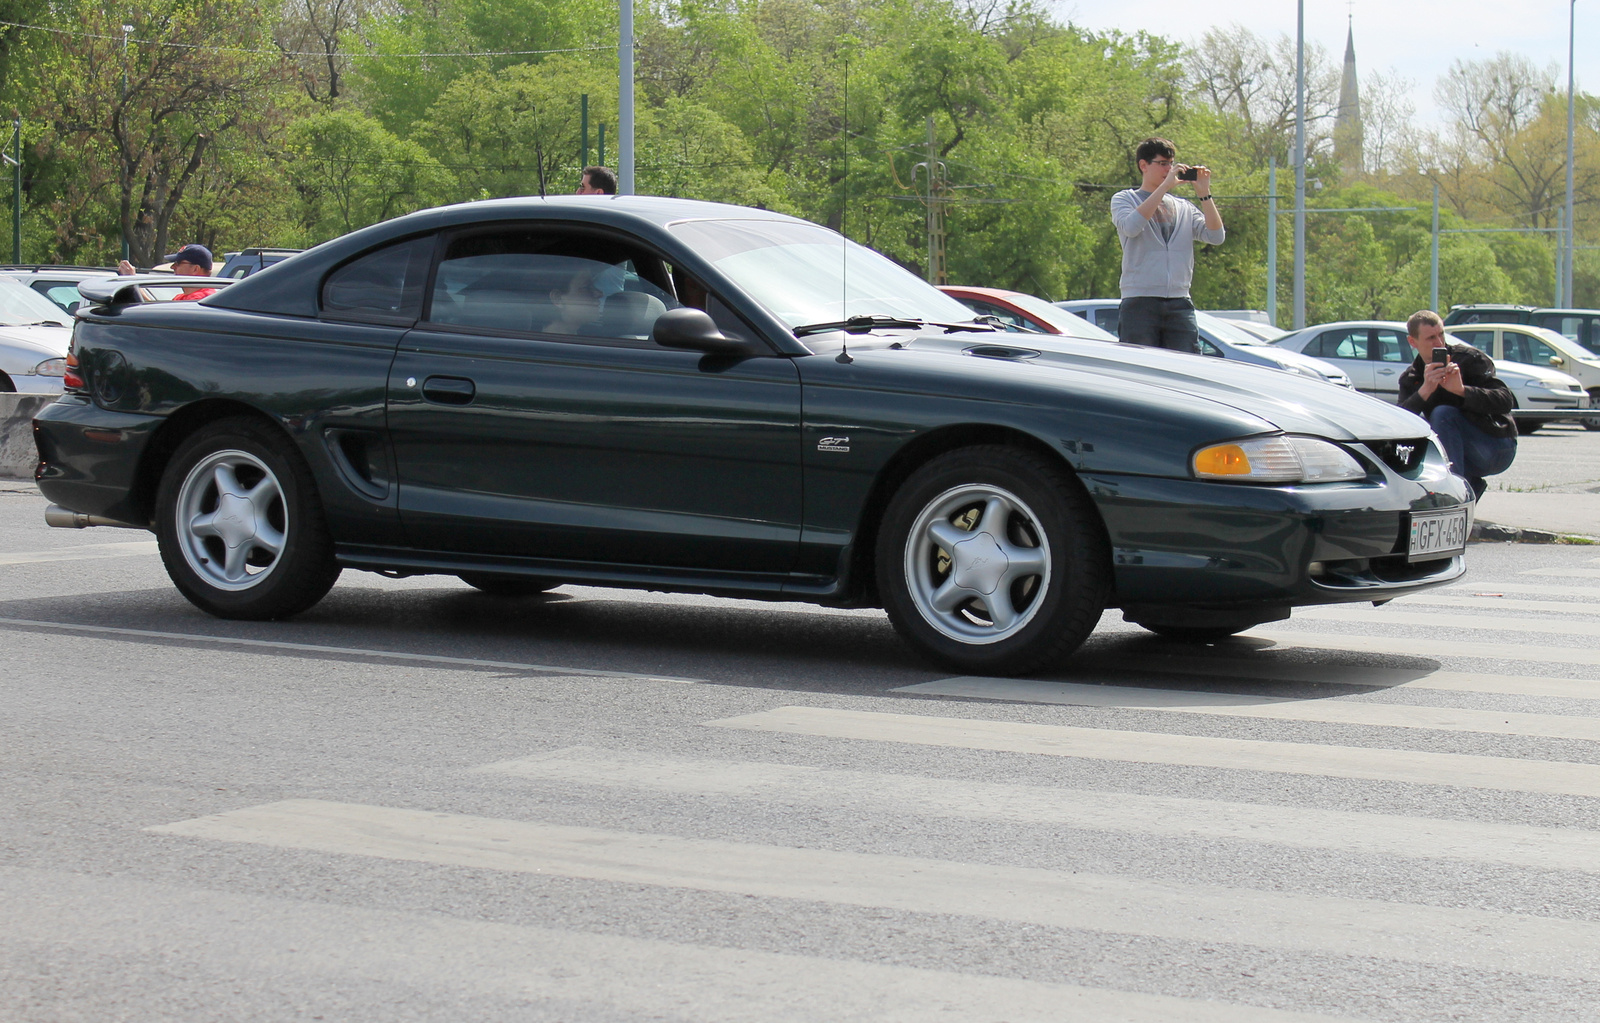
[1109,137,1225,352]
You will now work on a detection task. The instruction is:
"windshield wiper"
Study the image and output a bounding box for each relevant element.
[792,314,999,338]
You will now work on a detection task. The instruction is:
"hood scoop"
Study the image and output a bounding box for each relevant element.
[964,344,1040,361]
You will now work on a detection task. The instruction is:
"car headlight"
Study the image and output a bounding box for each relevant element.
[32,357,66,377]
[1193,435,1367,483]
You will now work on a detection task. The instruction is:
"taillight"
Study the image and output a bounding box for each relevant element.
[62,348,84,391]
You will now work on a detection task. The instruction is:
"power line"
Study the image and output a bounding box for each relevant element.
[0,18,612,58]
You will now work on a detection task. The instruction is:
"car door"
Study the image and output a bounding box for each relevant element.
[1302,328,1375,394]
[385,223,804,574]
[1370,328,1411,400]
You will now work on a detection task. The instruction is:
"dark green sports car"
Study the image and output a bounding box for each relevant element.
[34,197,1471,674]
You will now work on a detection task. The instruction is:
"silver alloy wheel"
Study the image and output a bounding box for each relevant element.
[902,483,1052,645]
[174,449,288,591]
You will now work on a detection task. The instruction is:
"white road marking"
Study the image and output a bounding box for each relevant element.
[148,798,1600,980]
[0,616,701,682]
[1384,593,1600,616]
[0,539,159,566]
[1248,628,1600,668]
[706,706,1600,798]
[894,677,1600,741]
[1443,582,1600,598]
[1520,567,1600,579]
[1292,606,1600,638]
[482,747,1600,875]
[3,867,1351,1023]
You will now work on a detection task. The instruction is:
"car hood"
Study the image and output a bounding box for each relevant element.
[1244,345,1344,377]
[0,323,70,360]
[1494,360,1581,386]
[901,333,1421,440]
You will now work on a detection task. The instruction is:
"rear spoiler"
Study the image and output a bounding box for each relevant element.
[76,274,234,309]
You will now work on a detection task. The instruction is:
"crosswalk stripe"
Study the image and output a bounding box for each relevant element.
[893,677,1600,741]
[4,866,1354,1023]
[0,540,159,566]
[1068,654,1600,702]
[148,798,1600,980]
[1393,593,1600,616]
[1248,628,1600,668]
[706,706,1600,798]
[1444,582,1600,598]
[481,747,1600,875]
[1519,567,1600,579]
[1291,606,1600,638]
[0,616,702,683]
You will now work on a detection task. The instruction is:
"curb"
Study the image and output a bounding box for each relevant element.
[1471,521,1598,545]
[1,392,57,478]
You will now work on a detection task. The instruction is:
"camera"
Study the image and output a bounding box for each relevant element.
[1177,167,1200,181]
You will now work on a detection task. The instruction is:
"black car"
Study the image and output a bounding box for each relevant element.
[34,197,1471,674]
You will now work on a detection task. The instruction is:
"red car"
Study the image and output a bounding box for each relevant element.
[939,285,1116,341]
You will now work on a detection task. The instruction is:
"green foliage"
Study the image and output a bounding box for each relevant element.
[288,109,454,241]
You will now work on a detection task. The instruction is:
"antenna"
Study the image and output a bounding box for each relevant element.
[838,52,852,363]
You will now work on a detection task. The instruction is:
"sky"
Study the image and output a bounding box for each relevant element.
[1051,1,1589,131]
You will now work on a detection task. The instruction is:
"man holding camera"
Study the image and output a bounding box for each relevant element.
[1110,137,1225,352]
[1398,310,1517,499]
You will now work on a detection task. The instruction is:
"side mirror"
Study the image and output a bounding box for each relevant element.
[651,307,750,355]
[1550,355,1565,367]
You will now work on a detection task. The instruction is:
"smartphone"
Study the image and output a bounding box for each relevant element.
[1431,348,1450,365]
[1177,167,1200,181]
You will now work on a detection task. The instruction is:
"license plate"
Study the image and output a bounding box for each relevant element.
[1409,508,1468,561]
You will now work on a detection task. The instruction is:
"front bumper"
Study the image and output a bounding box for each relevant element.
[1084,450,1471,612]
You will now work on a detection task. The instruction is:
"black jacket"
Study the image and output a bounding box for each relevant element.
[1397,341,1517,439]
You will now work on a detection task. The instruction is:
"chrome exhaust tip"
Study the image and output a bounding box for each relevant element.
[44,504,141,529]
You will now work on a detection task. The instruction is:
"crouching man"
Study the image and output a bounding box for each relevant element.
[1398,310,1516,499]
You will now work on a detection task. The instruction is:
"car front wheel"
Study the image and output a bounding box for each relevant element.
[876,446,1110,675]
[155,418,340,619]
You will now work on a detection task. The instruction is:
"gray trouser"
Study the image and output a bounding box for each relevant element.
[1118,296,1198,353]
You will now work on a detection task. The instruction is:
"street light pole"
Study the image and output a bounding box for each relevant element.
[1565,0,1577,306]
[618,0,634,195]
[1431,180,1440,311]
[1293,0,1307,329]
[1268,156,1278,326]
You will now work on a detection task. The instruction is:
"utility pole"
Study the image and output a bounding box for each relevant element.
[911,117,947,285]
[581,94,589,171]
[1293,0,1307,329]
[1267,156,1278,326]
[1431,180,1440,311]
[618,0,634,194]
[1564,0,1577,305]
[121,23,133,263]
[598,124,606,170]
[4,116,19,263]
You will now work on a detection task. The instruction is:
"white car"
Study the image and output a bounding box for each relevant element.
[0,275,74,392]
[1054,299,1354,388]
[1273,320,1592,433]
[1439,321,1600,404]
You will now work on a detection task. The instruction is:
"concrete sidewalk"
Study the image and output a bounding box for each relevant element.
[1474,492,1599,542]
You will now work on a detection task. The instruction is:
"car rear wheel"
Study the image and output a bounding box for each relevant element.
[876,446,1109,675]
[458,572,562,596]
[155,418,340,619]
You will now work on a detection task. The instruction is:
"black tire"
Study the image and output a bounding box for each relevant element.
[154,417,340,619]
[458,572,562,596]
[875,445,1110,675]
[1515,418,1542,435]
[0,371,15,392]
[1137,623,1250,643]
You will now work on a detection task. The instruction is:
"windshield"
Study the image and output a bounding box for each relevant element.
[1531,325,1600,359]
[0,276,73,326]
[669,219,977,330]
[1195,312,1267,347]
[996,292,1117,340]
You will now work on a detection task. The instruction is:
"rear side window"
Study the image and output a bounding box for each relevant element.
[321,236,431,323]
[1374,330,1409,362]
[1094,307,1120,335]
[1447,329,1495,353]
[1308,329,1369,360]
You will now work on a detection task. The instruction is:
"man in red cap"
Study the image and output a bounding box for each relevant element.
[117,244,218,301]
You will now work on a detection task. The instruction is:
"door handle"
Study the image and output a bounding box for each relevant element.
[1377,368,1397,375]
[422,376,476,405]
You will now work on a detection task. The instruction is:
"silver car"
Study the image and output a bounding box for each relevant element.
[1274,319,1592,433]
[1054,299,1354,388]
[0,275,73,392]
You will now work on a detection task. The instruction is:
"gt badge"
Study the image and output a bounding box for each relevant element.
[817,436,851,453]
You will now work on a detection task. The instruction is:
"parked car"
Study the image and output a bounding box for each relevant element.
[1214,318,1288,342]
[218,248,303,279]
[1054,299,1353,387]
[1273,320,1593,433]
[0,265,118,315]
[938,285,1117,340]
[38,196,1471,673]
[1443,303,1600,352]
[1437,321,1600,404]
[0,274,74,391]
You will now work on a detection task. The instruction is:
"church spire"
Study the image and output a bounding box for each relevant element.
[1335,15,1365,177]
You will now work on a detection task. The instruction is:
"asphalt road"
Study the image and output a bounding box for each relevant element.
[3,480,1600,1022]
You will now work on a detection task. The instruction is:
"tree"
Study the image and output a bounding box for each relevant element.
[1186,25,1339,169]
[40,0,288,265]
[289,109,454,238]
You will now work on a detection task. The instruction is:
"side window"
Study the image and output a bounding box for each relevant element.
[1095,307,1120,336]
[1374,330,1409,362]
[428,230,678,341]
[321,236,430,322]
[1448,329,1495,354]
[1500,333,1530,365]
[1537,314,1583,341]
[1526,337,1560,364]
[1197,336,1224,357]
[666,263,757,345]
[1311,329,1368,360]
[42,285,83,314]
